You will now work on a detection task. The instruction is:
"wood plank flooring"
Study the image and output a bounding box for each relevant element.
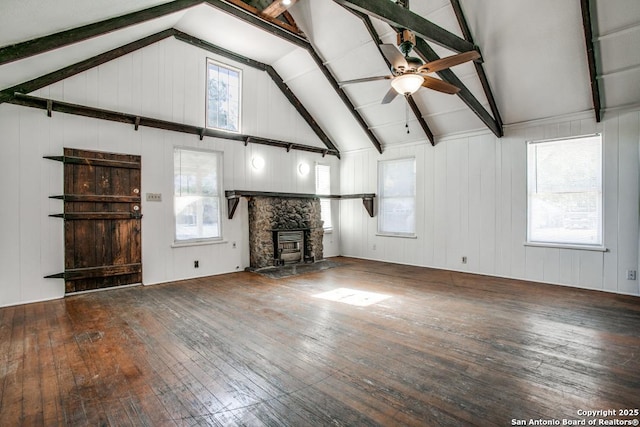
[1,257,639,426]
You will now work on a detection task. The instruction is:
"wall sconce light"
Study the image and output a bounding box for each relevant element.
[251,156,265,170]
[298,162,310,176]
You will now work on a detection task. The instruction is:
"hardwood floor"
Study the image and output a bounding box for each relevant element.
[1,257,639,426]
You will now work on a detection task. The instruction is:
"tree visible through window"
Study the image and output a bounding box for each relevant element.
[174,148,223,242]
[378,157,416,236]
[527,134,602,246]
[206,59,240,132]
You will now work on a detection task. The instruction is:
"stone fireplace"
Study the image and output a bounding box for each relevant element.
[247,196,324,269]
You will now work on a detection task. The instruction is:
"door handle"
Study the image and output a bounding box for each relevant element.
[131,205,142,219]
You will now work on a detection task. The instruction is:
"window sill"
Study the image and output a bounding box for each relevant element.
[172,239,228,248]
[524,242,607,252]
[376,233,417,239]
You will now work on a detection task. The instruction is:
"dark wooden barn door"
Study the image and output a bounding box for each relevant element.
[56,148,142,293]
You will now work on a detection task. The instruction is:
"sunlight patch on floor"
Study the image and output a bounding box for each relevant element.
[312,288,391,307]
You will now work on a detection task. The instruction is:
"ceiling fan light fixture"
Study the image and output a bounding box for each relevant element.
[391,74,424,95]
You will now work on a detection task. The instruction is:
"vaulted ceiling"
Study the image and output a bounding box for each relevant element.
[1,0,638,155]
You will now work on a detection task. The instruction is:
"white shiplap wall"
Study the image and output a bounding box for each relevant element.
[0,37,340,307]
[340,110,640,296]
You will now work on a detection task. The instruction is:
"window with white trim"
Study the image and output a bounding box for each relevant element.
[527,134,603,246]
[315,164,332,230]
[378,157,416,236]
[206,59,241,133]
[174,148,223,243]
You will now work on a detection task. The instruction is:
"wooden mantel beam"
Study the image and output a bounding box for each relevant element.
[332,0,475,53]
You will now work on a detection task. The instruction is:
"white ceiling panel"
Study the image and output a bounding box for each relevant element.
[596,29,640,75]
[174,4,297,65]
[600,68,640,110]
[0,0,173,45]
[594,0,640,35]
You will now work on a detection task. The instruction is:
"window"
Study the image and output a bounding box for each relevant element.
[206,59,241,132]
[378,157,416,236]
[527,134,602,246]
[174,148,223,243]
[315,164,332,230]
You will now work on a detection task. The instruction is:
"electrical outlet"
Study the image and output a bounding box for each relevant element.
[194,260,199,268]
[462,256,467,264]
[146,193,162,202]
[627,270,636,280]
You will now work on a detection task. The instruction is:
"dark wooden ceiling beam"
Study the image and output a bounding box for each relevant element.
[207,0,383,153]
[205,0,308,47]
[406,95,435,146]
[332,0,475,53]
[218,0,301,34]
[173,30,340,155]
[0,0,382,153]
[173,30,267,71]
[0,29,177,104]
[353,10,435,146]
[413,37,503,138]
[579,0,601,122]
[449,0,503,131]
[0,26,340,155]
[9,93,339,157]
[0,0,201,66]
[213,1,381,153]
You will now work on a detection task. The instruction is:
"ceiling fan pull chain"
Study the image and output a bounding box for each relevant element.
[405,97,410,134]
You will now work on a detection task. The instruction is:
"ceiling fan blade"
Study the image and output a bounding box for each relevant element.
[379,44,408,71]
[422,76,461,94]
[339,75,392,87]
[418,50,481,74]
[381,87,399,104]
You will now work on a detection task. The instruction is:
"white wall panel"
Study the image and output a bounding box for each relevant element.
[0,38,340,307]
[617,112,640,294]
[341,110,640,296]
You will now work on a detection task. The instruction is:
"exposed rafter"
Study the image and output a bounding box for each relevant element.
[413,37,503,138]
[10,94,339,157]
[406,95,434,145]
[332,0,475,53]
[208,0,384,152]
[0,27,340,155]
[579,0,602,122]
[173,30,340,154]
[0,29,176,104]
[449,0,503,132]
[0,0,385,152]
[0,0,201,66]
[356,11,435,146]
[206,0,308,47]
[0,0,308,67]
[261,0,299,19]
[221,0,301,34]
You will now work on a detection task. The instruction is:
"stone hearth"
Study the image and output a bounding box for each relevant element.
[248,196,324,269]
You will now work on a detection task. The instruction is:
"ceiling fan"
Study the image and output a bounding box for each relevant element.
[340,30,480,104]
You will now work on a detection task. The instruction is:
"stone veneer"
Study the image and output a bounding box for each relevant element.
[248,197,324,268]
